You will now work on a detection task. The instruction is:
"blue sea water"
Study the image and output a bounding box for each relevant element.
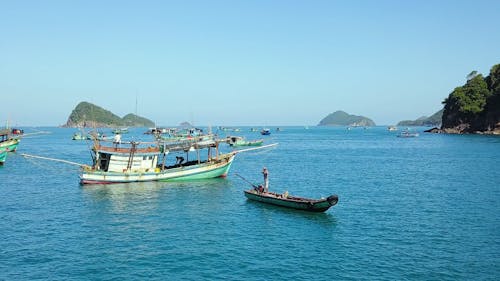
[1,126,499,280]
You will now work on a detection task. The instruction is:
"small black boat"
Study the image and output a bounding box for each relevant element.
[244,189,338,212]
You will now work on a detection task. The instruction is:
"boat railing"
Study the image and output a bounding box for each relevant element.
[93,139,160,154]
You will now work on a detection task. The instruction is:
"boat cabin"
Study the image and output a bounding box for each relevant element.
[93,141,160,173]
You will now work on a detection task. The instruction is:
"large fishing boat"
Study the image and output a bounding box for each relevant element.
[0,129,20,152]
[80,134,236,184]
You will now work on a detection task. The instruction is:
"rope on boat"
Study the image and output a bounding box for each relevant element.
[234,173,259,188]
[233,143,278,154]
[20,153,89,168]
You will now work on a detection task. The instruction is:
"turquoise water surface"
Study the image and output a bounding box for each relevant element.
[1,127,499,280]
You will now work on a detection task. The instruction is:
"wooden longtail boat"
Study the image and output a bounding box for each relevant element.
[80,135,236,184]
[244,189,339,212]
[0,129,20,152]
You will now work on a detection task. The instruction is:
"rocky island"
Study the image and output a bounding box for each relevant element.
[63,101,155,128]
[318,111,375,126]
[427,63,500,134]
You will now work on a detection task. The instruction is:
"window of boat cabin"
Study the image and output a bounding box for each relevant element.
[99,153,111,172]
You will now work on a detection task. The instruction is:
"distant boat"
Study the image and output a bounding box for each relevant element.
[244,190,339,212]
[11,128,24,135]
[397,130,419,138]
[250,128,258,132]
[112,128,129,134]
[388,126,398,131]
[227,136,263,147]
[72,132,90,140]
[261,128,271,135]
[0,129,20,152]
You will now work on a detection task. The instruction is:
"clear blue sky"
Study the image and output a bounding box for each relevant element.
[1,0,499,126]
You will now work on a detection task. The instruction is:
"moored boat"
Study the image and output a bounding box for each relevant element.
[244,189,338,212]
[80,135,236,184]
[397,130,419,138]
[227,136,264,147]
[261,128,271,135]
[388,126,398,131]
[0,129,20,152]
[11,128,24,135]
[112,128,129,134]
[72,132,90,140]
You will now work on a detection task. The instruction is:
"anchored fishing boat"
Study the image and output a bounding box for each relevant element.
[244,189,339,212]
[80,134,236,184]
[112,128,129,134]
[72,132,90,140]
[0,129,20,152]
[227,136,264,147]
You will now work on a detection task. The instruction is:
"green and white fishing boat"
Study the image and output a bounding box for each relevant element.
[0,148,8,165]
[227,136,264,147]
[72,132,91,140]
[0,129,20,152]
[80,135,236,184]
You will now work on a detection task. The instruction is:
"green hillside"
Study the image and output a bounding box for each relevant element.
[64,102,155,127]
[318,111,375,126]
[440,63,500,133]
[397,109,443,126]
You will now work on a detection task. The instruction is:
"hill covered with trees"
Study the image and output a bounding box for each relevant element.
[318,111,375,126]
[439,64,500,134]
[397,109,443,127]
[64,102,155,128]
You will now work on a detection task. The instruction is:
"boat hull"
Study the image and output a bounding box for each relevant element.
[80,153,235,184]
[0,149,7,165]
[232,140,264,147]
[244,190,338,212]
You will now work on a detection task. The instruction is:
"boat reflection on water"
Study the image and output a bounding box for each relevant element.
[245,199,339,227]
[81,178,232,214]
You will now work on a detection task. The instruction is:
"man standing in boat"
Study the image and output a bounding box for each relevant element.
[262,167,269,192]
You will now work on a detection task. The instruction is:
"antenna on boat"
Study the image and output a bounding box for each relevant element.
[135,92,138,127]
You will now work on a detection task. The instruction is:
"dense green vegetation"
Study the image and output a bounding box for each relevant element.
[398,109,443,126]
[65,102,154,127]
[441,63,500,132]
[122,113,155,127]
[318,110,375,126]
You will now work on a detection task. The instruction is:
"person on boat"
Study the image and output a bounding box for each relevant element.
[254,184,264,193]
[113,133,121,143]
[282,191,289,198]
[262,167,269,192]
[176,156,185,165]
[113,133,121,147]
